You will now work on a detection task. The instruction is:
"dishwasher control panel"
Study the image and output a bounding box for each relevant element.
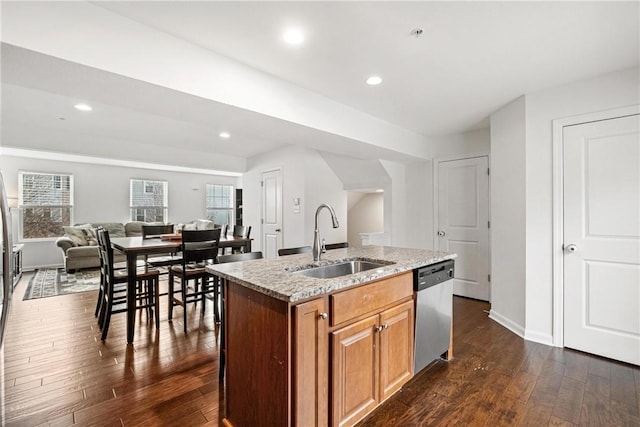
[414,260,455,291]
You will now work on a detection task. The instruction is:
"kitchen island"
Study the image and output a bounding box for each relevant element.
[206,245,456,427]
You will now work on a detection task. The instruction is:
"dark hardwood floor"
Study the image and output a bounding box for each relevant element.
[2,271,639,426]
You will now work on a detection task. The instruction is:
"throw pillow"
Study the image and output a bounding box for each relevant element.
[183,222,197,231]
[82,229,98,246]
[195,219,216,230]
[96,223,126,238]
[63,225,95,246]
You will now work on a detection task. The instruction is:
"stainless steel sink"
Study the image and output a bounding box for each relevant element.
[293,260,392,279]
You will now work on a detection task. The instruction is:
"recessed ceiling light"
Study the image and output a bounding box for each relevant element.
[366,76,382,86]
[74,103,92,111]
[283,29,304,45]
[219,132,231,139]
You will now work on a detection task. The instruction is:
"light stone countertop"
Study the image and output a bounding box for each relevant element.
[206,245,456,303]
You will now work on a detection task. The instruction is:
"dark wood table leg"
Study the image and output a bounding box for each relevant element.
[126,252,136,344]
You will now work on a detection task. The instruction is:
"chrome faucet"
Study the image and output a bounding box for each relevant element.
[313,204,340,262]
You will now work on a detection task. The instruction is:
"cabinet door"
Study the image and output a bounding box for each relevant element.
[379,300,415,400]
[293,298,328,427]
[331,315,379,427]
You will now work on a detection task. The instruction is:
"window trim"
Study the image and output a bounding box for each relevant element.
[18,170,74,241]
[205,184,235,226]
[129,178,168,223]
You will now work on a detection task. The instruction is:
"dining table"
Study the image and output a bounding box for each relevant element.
[111,234,253,344]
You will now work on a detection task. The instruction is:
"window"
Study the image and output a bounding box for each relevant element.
[130,179,168,222]
[19,171,73,239]
[206,184,234,225]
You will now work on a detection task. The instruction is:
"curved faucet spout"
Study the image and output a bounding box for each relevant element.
[313,204,340,261]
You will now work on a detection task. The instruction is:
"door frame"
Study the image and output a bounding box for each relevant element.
[261,167,283,257]
[551,105,640,347]
[433,152,491,300]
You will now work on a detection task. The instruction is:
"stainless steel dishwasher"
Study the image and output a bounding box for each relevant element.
[413,259,455,373]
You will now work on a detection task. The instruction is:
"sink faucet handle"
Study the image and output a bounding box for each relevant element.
[321,238,326,253]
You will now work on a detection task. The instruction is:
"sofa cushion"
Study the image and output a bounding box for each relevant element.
[125,221,147,236]
[63,225,97,246]
[90,222,126,238]
[125,221,166,236]
[67,245,100,258]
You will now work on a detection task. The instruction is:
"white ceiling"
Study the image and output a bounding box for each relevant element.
[1,1,638,169]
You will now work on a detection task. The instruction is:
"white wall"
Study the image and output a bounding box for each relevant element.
[432,128,490,159]
[489,96,527,336]
[380,161,407,247]
[404,160,433,250]
[244,145,347,253]
[347,193,383,247]
[0,155,240,270]
[523,67,640,343]
[487,67,640,345]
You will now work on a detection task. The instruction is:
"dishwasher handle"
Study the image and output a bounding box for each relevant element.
[414,260,455,291]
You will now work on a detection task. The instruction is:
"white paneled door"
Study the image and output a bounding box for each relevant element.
[563,114,640,365]
[261,168,282,259]
[436,156,490,301]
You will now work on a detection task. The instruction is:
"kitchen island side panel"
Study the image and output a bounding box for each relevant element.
[224,280,291,427]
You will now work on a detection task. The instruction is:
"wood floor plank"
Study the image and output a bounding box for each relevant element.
[579,373,610,426]
[484,395,527,426]
[610,362,639,416]
[504,370,538,402]
[5,275,640,426]
[519,403,553,426]
[552,376,585,424]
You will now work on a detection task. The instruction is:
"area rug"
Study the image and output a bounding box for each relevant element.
[23,268,100,300]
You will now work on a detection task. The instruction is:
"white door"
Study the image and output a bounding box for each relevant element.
[262,169,283,259]
[563,114,640,365]
[436,156,490,301]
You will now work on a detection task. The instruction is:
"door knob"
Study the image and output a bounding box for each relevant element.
[437,231,446,237]
[565,244,577,253]
[275,228,281,232]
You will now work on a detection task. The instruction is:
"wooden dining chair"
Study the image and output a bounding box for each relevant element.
[141,224,182,268]
[96,228,161,341]
[217,251,263,264]
[168,228,221,333]
[94,226,126,320]
[324,242,349,250]
[278,246,312,256]
[216,251,263,381]
[230,225,252,253]
[142,224,174,239]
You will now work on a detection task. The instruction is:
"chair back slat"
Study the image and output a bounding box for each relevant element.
[278,246,312,256]
[232,225,252,239]
[325,242,349,250]
[218,251,263,264]
[142,224,174,239]
[180,229,221,264]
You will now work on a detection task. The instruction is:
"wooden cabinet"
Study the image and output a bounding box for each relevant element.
[223,271,414,427]
[330,272,414,427]
[379,300,414,400]
[331,314,379,427]
[293,298,328,427]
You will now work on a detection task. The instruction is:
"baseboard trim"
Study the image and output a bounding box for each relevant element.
[24,264,64,271]
[524,329,555,346]
[488,309,525,338]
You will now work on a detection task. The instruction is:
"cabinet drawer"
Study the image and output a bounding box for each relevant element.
[330,272,412,326]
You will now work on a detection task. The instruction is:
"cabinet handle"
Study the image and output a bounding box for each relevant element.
[375,325,384,333]
[319,312,328,320]
[383,324,389,330]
